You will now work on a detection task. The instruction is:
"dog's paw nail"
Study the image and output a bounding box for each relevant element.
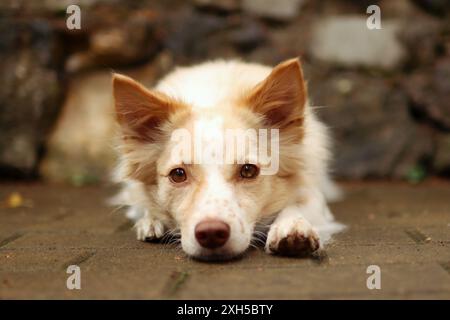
[266,224,320,257]
[135,218,165,241]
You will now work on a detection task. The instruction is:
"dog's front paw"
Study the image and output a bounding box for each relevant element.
[266,218,320,256]
[135,217,165,241]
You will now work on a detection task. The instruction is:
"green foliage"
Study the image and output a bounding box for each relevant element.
[406,165,427,184]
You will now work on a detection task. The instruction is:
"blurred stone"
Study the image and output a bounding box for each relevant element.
[247,45,286,65]
[0,0,448,182]
[379,0,420,17]
[0,0,110,15]
[40,71,116,184]
[266,14,315,58]
[405,57,450,131]
[399,15,443,66]
[90,10,161,63]
[193,0,240,12]
[310,16,407,70]
[163,8,228,62]
[65,9,162,72]
[0,19,64,177]
[40,62,161,184]
[434,134,450,175]
[242,0,304,21]
[43,0,108,12]
[309,72,433,179]
[228,19,267,52]
[412,0,450,16]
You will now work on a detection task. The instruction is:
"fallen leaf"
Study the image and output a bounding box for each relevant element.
[2,192,33,209]
[6,192,23,208]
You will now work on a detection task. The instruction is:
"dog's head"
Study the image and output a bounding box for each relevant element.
[113,58,308,260]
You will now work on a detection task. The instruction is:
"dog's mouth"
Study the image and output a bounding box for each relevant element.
[190,249,245,262]
[182,234,250,261]
[158,233,245,261]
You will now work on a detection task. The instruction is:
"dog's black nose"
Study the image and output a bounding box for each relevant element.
[195,219,230,249]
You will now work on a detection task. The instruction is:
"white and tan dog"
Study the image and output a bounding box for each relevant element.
[112,58,344,260]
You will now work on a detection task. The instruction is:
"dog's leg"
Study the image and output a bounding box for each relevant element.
[320,173,343,202]
[133,207,165,241]
[266,187,342,256]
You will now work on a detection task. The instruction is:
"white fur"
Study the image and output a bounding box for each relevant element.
[156,60,272,109]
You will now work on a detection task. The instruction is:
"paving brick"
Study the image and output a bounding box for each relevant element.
[0,249,93,272]
[1,181,450,299]
[420,226,450,243]
[2,231,143,250]
[0,184,125,235]
[174,263,450,299]
[325,243,450,266]
[0,271,69,299]
[331,182,450,227]
[333,226,416,245]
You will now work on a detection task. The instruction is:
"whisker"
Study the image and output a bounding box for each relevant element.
[161,228,181,248]
[108,204,127,216]
[249,242,259,249]
[309,105,330,110]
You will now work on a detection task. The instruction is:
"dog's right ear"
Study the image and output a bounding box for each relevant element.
[112,74,184,142]
[243,58,307,129]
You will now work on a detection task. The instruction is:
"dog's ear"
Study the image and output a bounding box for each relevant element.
[112,74,184,142]
[243,58,307,129]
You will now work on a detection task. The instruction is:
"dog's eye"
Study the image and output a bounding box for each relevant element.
[240,164,259,179]
[169,168,187,183]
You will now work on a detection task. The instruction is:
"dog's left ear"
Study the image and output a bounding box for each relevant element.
[243,58,307,129]
[112,74,185,142]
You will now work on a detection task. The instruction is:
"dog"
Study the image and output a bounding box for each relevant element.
[111,58,345,260]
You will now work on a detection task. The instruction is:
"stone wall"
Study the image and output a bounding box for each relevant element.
[0,0,449,183]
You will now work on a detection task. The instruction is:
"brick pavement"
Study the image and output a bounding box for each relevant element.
[0,181,449,299]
